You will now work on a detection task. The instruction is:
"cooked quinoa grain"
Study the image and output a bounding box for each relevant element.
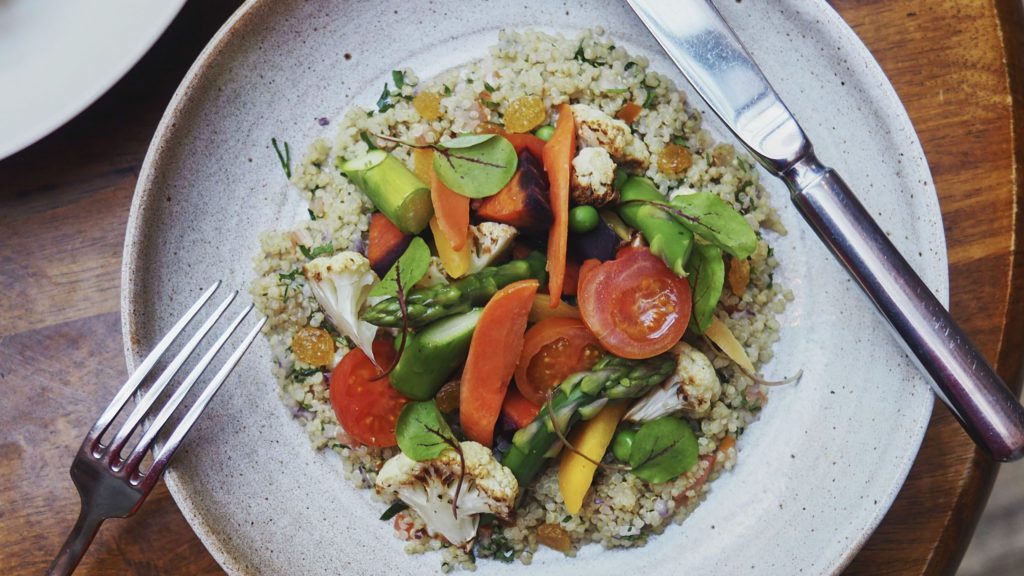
[250,28,788,570]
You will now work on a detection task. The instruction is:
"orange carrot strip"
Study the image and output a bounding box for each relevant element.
[460,279,540,446]
[616,102,643,124]
[542,103,575,308]
[430,169,469,251]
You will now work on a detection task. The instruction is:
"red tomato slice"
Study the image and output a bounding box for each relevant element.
[330,338,409,447]
[515,317,603,404]
[577,247,692,359]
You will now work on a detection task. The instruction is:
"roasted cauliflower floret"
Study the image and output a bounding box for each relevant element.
[416,256,450,288]
[624,342,721,421]
[303,251,380,362]
[375,441,518,548]
[570,146,618,207]
[467,222,518,274]
[570,103,650,170]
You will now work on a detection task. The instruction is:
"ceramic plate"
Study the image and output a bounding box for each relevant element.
[121,0,943,574]
[0,0,187,159]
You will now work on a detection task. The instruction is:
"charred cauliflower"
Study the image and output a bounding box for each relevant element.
[571,146,618,207]
[625,342,722,421]
[570,103,650,170]
[303,251,380,362]
[375,441,518,548]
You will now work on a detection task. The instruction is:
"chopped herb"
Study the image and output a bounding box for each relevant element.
[307,209,318,221]
[604,88,630,95]
[625,61,638,71]
[466,78,474,84]
[561,515,572,523]
[483,80,497,93]
[672,136,687,147]
[442,84,452,96]
[481,99,501,111]
[379,501,408,521]
[621,534,645,542]
[376,83,394,113]
[299,242,334,260]
[642,88,657,109]
[271,138,292,178]
[360,131,379,150]
[289,366,320,381]
[278,267,303,300]
[573,42,607,67]
[391,70,406,89]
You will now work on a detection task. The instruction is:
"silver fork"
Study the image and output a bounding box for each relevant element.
[48,282,266,575]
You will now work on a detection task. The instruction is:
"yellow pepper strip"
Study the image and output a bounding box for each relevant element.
[705,316,755,374]
[529,294,582,323]
[412,147,434,187]
[429,217,470,278]
[558,401,630,514]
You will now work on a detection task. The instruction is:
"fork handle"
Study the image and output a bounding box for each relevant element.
[783,153,1024,461]
[49,509,104,576]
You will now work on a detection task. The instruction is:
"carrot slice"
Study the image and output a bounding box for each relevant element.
[460,279,540,446]
[501,386,542,429]
[430,169,469,251]
[542,103,575,308]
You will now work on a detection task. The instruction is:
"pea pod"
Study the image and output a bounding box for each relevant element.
[617,177,693,277]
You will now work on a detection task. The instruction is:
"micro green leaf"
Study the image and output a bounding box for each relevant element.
[432,134,518,198]
[396,400,457,461]
[668,192,758,259]
[369,236,430,298]
[271,138,291,178]
[377,83,394,113]
[628,416,698,484]
[392,70,406,89]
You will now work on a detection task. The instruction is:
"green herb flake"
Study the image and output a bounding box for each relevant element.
[278,267,303,300]
[483,81,497,93]
[625,61,638,71]
[307,209,318,221]
[379,501,408,521]
[271,138,292,178]
[642,88,657,109]
[359,131,379,150]
[391,70,406,90]
[573,42,607,67]
[299,242,334,260]
[289,366,320,381]
[377,83,394,113]
[442,84,453,96]
[369,236,431,298]
[605,88,630,95]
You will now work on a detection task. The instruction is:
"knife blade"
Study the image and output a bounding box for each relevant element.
[626,0,1024,461]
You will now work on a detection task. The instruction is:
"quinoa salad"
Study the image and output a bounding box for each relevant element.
[250,28,792,571]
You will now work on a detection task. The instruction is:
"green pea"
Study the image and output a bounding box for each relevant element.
[534,125,555,141]
[568,205,600,234]
[611,428,637,462]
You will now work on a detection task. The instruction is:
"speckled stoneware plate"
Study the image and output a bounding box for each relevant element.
[121,0,943,574]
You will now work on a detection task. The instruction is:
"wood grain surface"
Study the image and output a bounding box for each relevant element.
[0,1,1020,574]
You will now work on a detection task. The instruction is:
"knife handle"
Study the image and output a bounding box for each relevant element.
[783,153,1024,461]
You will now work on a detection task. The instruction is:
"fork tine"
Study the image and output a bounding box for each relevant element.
[103,290,238,462]
[142,316,267,487]
[122,304,254,475]
[86,282,221,450]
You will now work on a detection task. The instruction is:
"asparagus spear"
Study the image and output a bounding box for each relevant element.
[617,176,694,277]
[501,353,676,485]
[362,252,548,328]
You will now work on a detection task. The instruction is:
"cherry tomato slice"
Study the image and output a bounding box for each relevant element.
[577,247,692,359]
[329,338,409,447]
[515,317,603,404]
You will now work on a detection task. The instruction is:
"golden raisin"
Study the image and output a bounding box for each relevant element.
[291,326,335,367]
[412,147,434,185]
[412,91,442,121]
[536,523,572,553]
[657,143,693,176]
[728,257,750,297]
[504,95,547,133]
[435,379,461,414]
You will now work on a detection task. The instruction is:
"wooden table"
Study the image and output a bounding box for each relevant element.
[1,1,1021,573]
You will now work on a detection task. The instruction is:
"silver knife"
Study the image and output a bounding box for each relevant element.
[626,0,1024,461]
